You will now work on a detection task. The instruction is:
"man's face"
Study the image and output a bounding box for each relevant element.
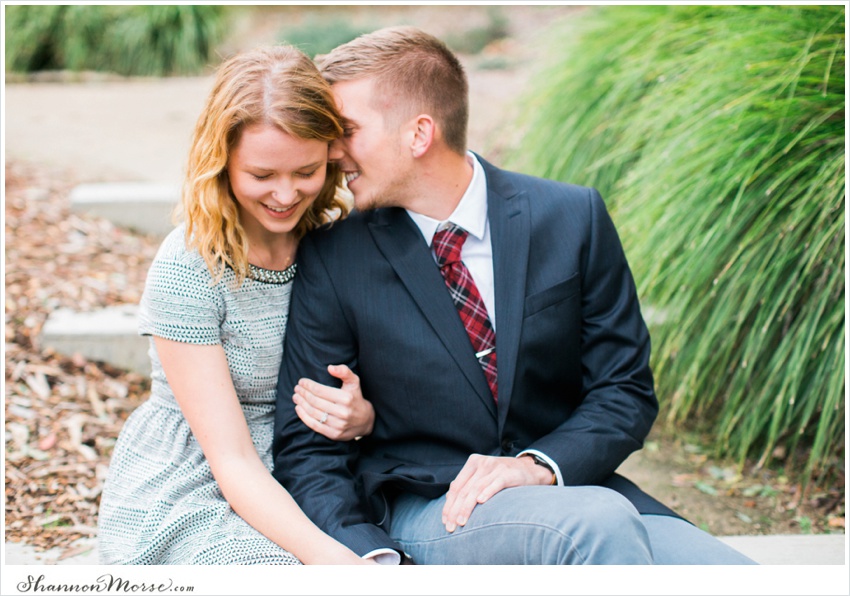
[329,77,413,211]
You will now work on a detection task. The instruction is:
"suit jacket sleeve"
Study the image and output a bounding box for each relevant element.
[272,231,400,557]
[526,187,658,485]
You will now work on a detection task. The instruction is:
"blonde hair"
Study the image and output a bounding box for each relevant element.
[319,26,468,155]
[179,45,347,284]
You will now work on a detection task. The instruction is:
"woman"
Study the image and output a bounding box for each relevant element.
[98,45,375,565]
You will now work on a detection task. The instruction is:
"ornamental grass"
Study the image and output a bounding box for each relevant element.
[509,5,844,484]
[5,5,224,77]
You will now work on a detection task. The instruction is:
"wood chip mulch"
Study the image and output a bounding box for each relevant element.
[4,160,161,553]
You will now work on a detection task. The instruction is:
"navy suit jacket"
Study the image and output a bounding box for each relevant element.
[273,155,678,556]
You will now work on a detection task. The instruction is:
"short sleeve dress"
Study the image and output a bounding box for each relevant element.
[98,225,300,565]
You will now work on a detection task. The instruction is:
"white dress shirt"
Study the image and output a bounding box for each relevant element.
[406,153,496,329]
[406,153,564,487]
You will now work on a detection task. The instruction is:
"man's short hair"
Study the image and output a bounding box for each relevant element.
[319,26,469,155]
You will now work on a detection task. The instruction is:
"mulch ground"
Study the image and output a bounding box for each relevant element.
[4,160,158,554]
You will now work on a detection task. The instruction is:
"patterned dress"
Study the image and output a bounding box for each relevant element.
[98,225,300,564]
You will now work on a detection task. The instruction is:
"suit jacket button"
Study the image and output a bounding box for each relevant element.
[501,439,515,452]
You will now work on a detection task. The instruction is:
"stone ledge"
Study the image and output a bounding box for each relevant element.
[718,533,846,565]
[39,305,149,376]
[69,182,178,237]
[4,534,845,565]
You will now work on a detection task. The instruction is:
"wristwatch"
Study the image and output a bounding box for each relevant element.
[521,453,557,485]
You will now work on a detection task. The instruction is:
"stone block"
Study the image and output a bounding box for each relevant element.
[69,182,179,237]
[39,305,150,376]
[718,533,846,565]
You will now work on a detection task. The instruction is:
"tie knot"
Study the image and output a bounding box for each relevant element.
[433,224,468,268]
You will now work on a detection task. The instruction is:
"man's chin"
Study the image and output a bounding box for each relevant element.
[353,195,380,212]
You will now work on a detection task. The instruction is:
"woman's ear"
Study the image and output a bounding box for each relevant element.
[409,114,436,158]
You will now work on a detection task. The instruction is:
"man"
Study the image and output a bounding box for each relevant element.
[273,26,753,565]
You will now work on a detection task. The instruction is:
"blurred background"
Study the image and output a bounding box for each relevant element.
[4,4,845,559]
[5,4,553,184]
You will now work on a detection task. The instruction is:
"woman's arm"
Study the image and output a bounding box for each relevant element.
[154,337,370,565]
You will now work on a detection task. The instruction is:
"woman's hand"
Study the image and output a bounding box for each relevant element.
[293,364,375,441]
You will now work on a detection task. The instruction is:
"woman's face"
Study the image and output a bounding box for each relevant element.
[227,123,328,240]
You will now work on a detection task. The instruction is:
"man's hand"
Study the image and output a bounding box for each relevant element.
[441,454,554,532]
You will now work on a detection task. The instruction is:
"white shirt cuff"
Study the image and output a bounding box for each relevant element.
[517,449,564,486]
[363,548,402,565]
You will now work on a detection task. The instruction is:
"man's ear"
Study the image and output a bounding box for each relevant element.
[409,114,436,158]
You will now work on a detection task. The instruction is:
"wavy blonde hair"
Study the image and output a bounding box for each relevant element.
[178,45,347,284]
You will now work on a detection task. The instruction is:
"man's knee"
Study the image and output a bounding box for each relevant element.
[568,486,643,530]
[536,487,650,562]
[390,486,653,564]
[479,486,652,564]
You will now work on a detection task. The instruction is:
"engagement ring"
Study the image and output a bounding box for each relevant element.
[319,412,329,424]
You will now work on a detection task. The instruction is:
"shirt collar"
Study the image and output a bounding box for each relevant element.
[406,152,487,246]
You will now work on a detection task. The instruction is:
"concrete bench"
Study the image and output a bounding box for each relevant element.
[718,533,845,565]
[4,534,845,565]
[38,305,149,376]
[69,182,178,237]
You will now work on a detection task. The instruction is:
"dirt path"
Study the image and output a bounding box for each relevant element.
[5,4,835,540]
[4,68,525,185]
[6,77,211,184]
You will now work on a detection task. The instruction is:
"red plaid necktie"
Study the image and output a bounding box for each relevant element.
[433,224,497,402]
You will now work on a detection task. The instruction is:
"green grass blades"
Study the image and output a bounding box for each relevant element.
[5,5,70,72]
[4,5,224,76]
[508,5,844,486]
[109,6,224,76]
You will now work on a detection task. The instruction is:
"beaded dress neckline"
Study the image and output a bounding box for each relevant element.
[247,263,297,285]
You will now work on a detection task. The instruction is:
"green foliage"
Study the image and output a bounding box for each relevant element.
[795,515,814,534]
[5,5,224,76]
[109,6,225,76]
[275,7,509,60]
[277,16,372,59]
[510,6,845,483]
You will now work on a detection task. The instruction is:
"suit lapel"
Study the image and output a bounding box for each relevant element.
[368,208,497,418]
[481,157,530,433]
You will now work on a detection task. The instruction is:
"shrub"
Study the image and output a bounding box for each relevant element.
[108,5,225,76]
[5,5,224,76]
[277,16,371,59]
[509,5,845,483]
